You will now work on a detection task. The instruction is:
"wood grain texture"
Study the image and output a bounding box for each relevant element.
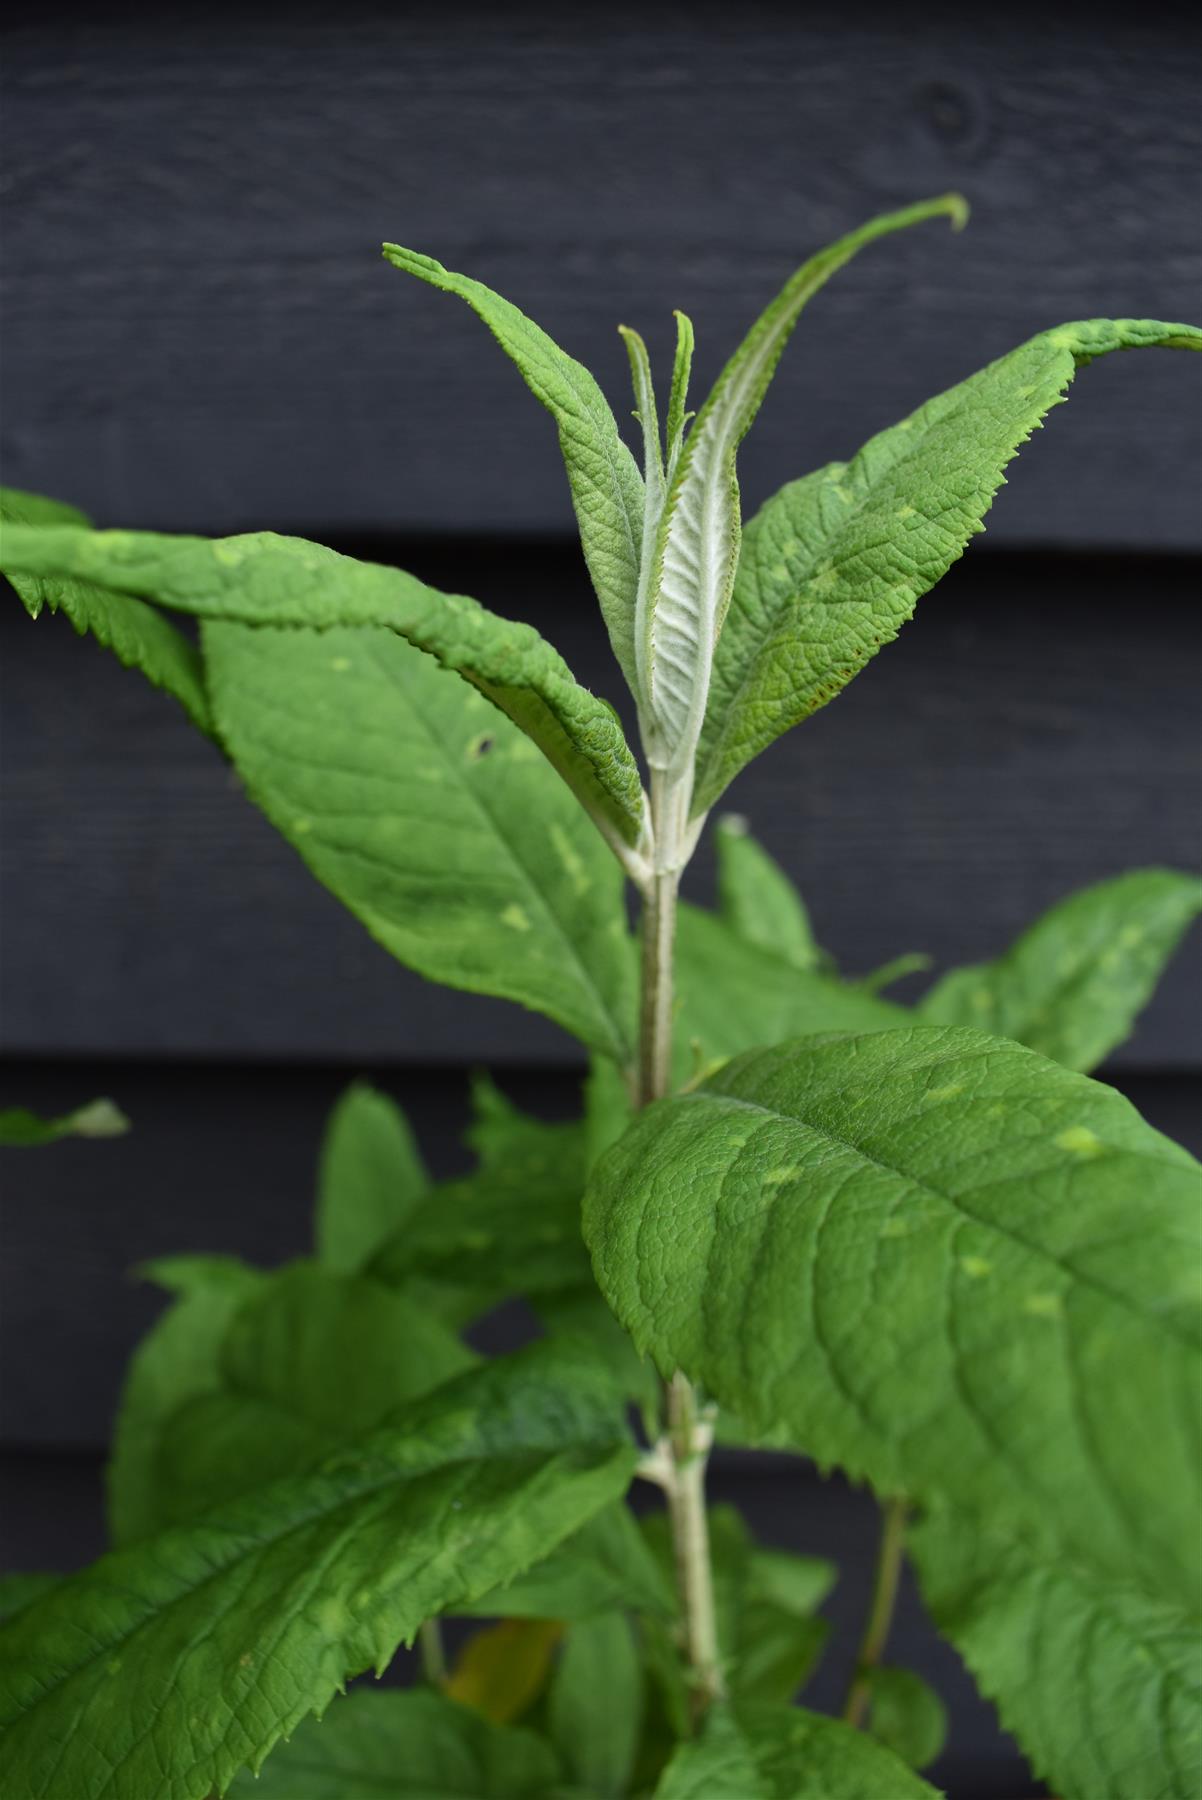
[2,4,1200,543]
[3,545,1199,1067]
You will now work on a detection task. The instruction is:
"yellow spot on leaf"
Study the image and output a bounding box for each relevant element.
[292,818,313,835]
[896,504,916,520]
[330,656,352,672]
[960,1254,991,1279]
[501,904,531,932]
[927,1083,964,1102]
[1024,1292,1064,1319]
[1055,1125,1104,1159]
[763,1165,801,1187]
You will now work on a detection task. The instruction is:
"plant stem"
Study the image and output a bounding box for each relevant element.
[638,769,724,1724]
[417,1617,447,1686]
[842,1496,908,1728]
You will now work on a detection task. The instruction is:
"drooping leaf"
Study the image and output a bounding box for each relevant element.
[639,196,966,781]
[714,814,821,969]
[0,1341,636,1800]
[919,868,1202,1072]
[0,490,213,734]
[445,1618,562,1725]
[0,1097,128,1147]
[694,317,1201,811]
[912,1504,1201,1800]
[199,620,637,1062]
[860,1665,948,1771]
[315,1081,429,1273]
[549,1611,643,1795]
[227,1687,564,1798]
[383,244,646,694]
[585,1025,1202,1609]
[455,1501,672,1622]
[0,523,647,851]
[652,1701,941,1798]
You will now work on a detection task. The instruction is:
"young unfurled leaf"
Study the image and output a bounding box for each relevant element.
[0,523,647,852]
[445,1618,563,1725]
[714,815,822,970]
[226,1687,564,1798]
[383,244,646,694]
[639,196,965,782]
[911,1504,1201,1800]
[0,1096,128,1147]
[860,1665,948,1771]
[694,318,1202,812]
[0,490,213,735]
[202,620,638,1062]
[652,1701,940,1798]
[0,1341,636,1800]
[919,867,1202,1072]
[316,1081,429,1273]
[549,1611,643,1795]
[585,1026,1201,1609]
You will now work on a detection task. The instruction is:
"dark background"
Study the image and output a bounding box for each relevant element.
[2,7,1200,1795]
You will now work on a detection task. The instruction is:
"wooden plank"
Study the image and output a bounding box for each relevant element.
[3,547,1199,1067]
[3,6,1200,544]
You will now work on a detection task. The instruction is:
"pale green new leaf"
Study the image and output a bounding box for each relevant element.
[714,814,821,969]
[640,196,965,779]
[0,1342,636,1800]
[695,317,1201,811]
[0,1097,128,1147]
[919,868,1202,1072]
[229,1688,563,1798]
[383,244,646,693]
[911,1505,1201,1800]
[549,1611,643,1795]
[316,1081,429,1273]
[0,490,213,734]
[201,620,637,1061]
[652,1702,941,1799]
[0,523,647,850]
[584,1026,1202,1608]
[861,1666,948,1771]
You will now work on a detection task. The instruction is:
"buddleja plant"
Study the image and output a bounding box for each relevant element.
[2,194,1200,1800]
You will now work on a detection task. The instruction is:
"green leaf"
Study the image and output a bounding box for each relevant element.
[0,490,213,735]
[665,311,695,476]
[549,1611,643,1795]
[201,620,637,1062]
[0,1576,60,1627]
[919,868,1202,1073]
[107,1256,265,1545]
[227,1686,564,1797]
[382,244,646,695]
[912,1504,1201,1800]
[714,814,821,969]
[455,1501,673,1622]
[0,523,647,852]
[141,1261,477,1532]
[535,1287,660,1427]
[584,1025,1202,1609]
[694,317,1202,812]
[652,1702,941,1798]
[861,1666,948,1771]
[639,196,966,781]
[0,1340,636,1800]
[0,1097,129,1146]
[316,1081,429,1273]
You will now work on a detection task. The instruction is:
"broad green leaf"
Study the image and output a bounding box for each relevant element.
[695,317,1202,811]
[0,1341,636,1800]
[0,1097,128,1146]
[535,1287,660,1426]
[201,620,637,1062]
[455,1501,672,1622]
[445,1618,562,1724]
[912,1504,1201,1800]
[383,244,646,694]
[585,1025,1202,1609]
[674,902,905,1077]
[143,1261,477,1531]
[0,1576,59,1626]
[0,523,647,850]
[316,1081,429,1273]
[639,196,965,780]
[227,1686,564,1797]
[861,1666,948,1771]
[714,814,821,969]
[919,868,1202,1072]
[0,490,212,734]
[549,1611,643,1795]
[652,1702,941,1798]
[107,1256,265,1545]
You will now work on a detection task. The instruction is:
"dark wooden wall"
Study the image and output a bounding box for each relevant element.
[2,10,1200,1793]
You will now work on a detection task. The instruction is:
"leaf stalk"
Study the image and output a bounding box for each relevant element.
[843,1495,908,1729]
